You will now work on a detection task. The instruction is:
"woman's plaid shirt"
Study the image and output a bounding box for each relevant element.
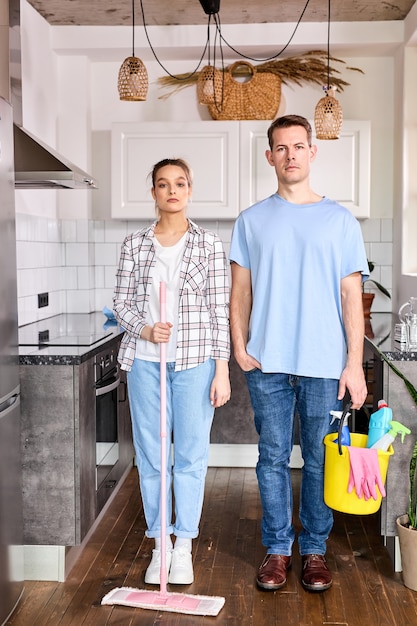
[113,220,230,372]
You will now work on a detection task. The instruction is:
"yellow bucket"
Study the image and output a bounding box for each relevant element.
[323,433,393,514]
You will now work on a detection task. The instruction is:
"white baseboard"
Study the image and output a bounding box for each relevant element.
[208,443,303,468]
[23,545,66,582]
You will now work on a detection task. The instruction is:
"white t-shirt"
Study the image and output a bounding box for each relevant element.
[135,232,187,362]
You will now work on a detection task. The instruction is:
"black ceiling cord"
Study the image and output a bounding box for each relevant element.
[217,0,313,63]
[139,0,313,82]
[139,0,209,80]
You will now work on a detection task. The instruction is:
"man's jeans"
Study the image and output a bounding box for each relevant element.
[244,369,341,555]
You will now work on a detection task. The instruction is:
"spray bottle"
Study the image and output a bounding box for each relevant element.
[370,420,411,451]
[330,409,351,446]
[366,400,392,448]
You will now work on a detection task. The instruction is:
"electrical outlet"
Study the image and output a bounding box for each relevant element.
[38,330,49,343]
[38,292,49,308]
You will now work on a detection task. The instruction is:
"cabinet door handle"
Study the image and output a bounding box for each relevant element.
[95,375,121,397]
[118,380,127,403]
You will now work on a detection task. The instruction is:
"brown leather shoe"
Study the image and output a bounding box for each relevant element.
[301,554,332,592]
[256,554,292,590]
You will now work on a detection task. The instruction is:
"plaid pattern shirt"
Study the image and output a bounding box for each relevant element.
[113,219,230,372]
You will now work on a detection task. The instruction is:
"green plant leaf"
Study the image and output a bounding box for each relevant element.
[365,279,391,299]
[363,260,391,298]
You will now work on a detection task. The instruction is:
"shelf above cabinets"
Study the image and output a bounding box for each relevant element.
[111,120,371,220]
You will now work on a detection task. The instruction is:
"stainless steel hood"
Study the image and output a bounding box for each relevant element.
[13,124,97,190]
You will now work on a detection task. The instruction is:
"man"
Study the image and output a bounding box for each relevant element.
[229,115,368,592]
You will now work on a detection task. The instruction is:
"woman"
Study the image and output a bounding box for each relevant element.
[113,158,231,585]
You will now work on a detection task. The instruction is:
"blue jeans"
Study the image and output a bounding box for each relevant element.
[127,358,215,539]
[244,370,341,556]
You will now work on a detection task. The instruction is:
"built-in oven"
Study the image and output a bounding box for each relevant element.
[95,344,122,510]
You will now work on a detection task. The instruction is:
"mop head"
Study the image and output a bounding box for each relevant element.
[101,587,225,616]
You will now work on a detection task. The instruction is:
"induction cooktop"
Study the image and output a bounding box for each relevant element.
[18,313,116,347]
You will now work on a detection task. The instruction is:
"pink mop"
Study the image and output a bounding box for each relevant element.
[101,282,225,616]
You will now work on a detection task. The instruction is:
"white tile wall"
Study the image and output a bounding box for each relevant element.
[15,215,393,326]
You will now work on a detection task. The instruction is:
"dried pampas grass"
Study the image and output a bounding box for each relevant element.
[157,50,364,100]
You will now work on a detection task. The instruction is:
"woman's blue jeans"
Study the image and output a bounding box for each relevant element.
[127,358,215,539]
[244,370,341,556]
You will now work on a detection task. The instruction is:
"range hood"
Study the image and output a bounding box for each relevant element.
[13,124,97,190]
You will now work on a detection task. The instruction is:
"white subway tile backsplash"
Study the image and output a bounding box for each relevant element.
[63,266,78,290]
[47,219,60,243]
[61,220,77,242]
[92,220,105,242]
[15,215,394,325]
[94,266,105,289]
[95,288,114,312]
[104,221,129,243]
[381,219,393,242]
[94,242,119,266]
[216,221,234,244]
[15,213,30,241]
[369,242,392,267]
[105,265,117,289]
[66,289,92,313]
[45,242,63,267]
[76,220,89,242]
[65,243,89,266]
[16,241,44,269]
[360,219,381,242]
[77,266,91,290]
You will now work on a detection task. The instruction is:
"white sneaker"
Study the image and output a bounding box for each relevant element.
[168,547,194,584]
[144,549,172,585]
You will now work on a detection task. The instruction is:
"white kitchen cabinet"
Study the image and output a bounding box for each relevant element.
[111,121,239,220]
[112,120,371,220]
[240,120,371,219]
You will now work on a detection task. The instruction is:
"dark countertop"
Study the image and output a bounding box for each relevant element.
[18,312,125,365]
[18,311,417,366]
[364,312,417,361]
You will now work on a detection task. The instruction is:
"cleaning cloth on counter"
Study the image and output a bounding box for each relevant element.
[102,306,123,330]
[347,446,386,501]
[103,306,116,321]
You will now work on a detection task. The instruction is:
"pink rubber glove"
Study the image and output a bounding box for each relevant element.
[362,449,386,500]
[347,446,367,499]
[348,447,386,501]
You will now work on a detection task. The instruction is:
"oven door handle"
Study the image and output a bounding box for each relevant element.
[95,375,121,397]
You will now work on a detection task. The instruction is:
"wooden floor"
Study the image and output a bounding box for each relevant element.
[6,467,417,625]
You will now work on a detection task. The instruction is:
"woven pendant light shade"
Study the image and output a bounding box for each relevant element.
[314,88,343,140]
[118,56,148,101]
[197,65,223,105]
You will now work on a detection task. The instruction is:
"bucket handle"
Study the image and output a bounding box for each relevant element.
[338,400,353,456]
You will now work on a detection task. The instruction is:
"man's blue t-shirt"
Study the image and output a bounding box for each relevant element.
[229,194,369,379]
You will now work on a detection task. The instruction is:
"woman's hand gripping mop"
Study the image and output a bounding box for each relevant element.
[101,282,225,616]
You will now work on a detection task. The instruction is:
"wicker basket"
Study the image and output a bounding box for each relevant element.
[314,89,343,139]
[118,56,149,101]
[207,61,281,121]
[197,65,224,105]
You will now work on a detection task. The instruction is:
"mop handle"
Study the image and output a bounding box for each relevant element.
[159,282,168,595]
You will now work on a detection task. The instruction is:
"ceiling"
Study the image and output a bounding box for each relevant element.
[26,0,417,27]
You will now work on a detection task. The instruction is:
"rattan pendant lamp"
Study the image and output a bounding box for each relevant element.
[118,0,148,101]
[314,0,343,139]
